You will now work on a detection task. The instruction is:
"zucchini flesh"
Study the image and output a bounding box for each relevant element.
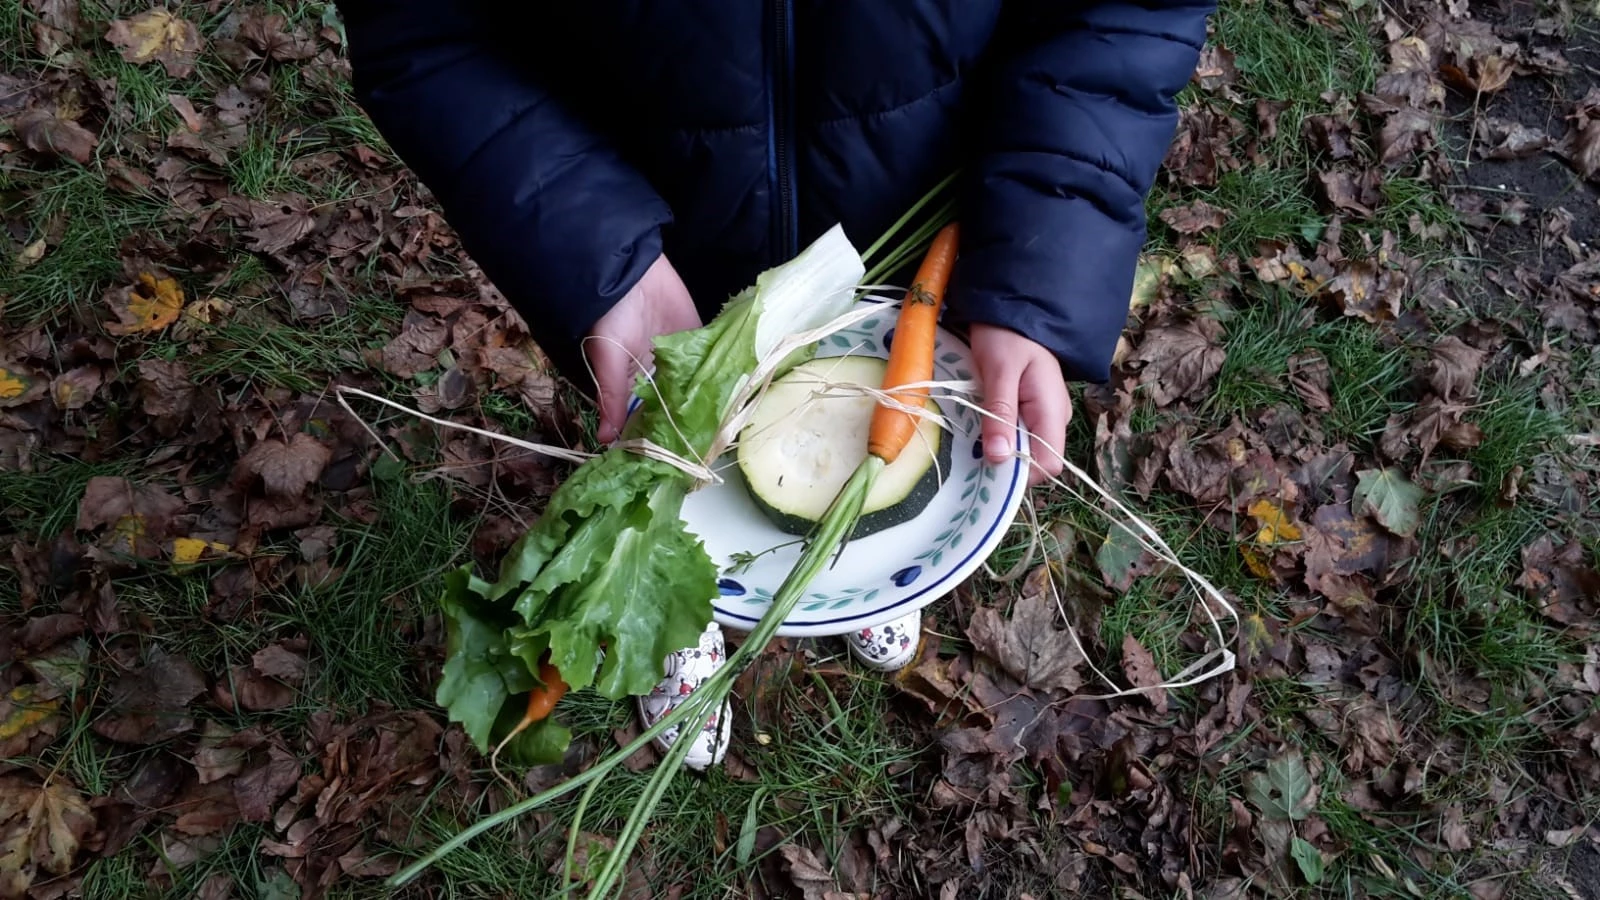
[736,356,950,538]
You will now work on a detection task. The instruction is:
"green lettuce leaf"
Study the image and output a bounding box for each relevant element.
[435,567,536,751]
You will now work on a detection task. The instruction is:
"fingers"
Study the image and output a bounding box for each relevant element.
[1017,358,1070,486]
[589,340,631,445]
[976,352,1021,467]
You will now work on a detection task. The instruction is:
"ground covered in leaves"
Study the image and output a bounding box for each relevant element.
[3,0,1600,898]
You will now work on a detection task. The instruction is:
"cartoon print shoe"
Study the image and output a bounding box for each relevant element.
[844,610,921,672]
[636,621,731,770]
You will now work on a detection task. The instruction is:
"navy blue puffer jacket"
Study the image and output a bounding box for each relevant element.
[336,0,1214,387]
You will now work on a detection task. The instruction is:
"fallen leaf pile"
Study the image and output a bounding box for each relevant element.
[3,0,1599,897]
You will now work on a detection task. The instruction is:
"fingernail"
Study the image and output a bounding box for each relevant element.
[984,435,1011,461]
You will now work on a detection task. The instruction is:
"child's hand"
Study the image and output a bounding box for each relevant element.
[586,254,703,444]
[968,323,1070,486]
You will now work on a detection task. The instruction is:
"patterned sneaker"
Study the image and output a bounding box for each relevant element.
[844,611,921,672]
[636,621,731,770]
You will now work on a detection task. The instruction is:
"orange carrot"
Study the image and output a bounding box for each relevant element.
[867,222,959,464]
[521,660,569,725]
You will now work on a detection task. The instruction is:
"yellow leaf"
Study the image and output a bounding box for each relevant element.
[1247,498,1303,546]
[172,537,207,564]
[0,686,59,742]
[105,272,184,335]
[171,537,228,565]
[1240,546,1275,581]
[0,368,28,401]
[104,9,202,77]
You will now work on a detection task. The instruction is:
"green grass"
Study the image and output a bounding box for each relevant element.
[1201,284,1416,447]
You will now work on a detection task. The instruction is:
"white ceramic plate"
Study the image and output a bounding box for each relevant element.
[630,299,1030,637]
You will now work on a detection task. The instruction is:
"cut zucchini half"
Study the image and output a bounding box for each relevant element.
[736,355,951,539]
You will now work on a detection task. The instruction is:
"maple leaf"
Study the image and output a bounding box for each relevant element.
[239,433,331,497]
[104,8,202,77]
[11,108,97,164]
[104,272,185,335]
[0,775,96,896]
[1130,316,1225,407]
[967,578,1085,694]
[1426,336,1487,401]
[1303,503,1398,601]
[1352,468,1424,538]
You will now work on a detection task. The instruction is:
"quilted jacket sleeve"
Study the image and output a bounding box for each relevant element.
[947,0,1214,383]
[336,0,674,382]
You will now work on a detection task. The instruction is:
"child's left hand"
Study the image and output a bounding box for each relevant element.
[967,323,1071,487]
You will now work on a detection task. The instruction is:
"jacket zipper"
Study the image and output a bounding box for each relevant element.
[769,0,797,260]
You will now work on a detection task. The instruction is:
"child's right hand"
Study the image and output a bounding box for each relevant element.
[585,254,703,444]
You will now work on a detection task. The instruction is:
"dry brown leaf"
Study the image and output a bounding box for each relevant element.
[220,664,296,712]
[167,92,204,132]
[50,365,102,411]
[1287,350,1332,412]
[237,11,318,61]
[1565,118,1600,182]
[135,358,196,420]
[1317,169,1383,217]
[1473,117,1550,160]
[104,8,202,77]
[1426,335,1487,401]
[967,580,1084,694]
[239,433,331,498]
[1130,317,1226,407]
[1193,45,1239,93]
[0,775,96,897]
[104,272,184,335]
[1378,108,1434,166]
[251,644,307,684]
[379,317,451,378]
[1303,503,1397,600]
[1159,200,1228,234]
[92,649,207,745]
[1516,536,1600,627]
[234,743,301,822]
[1120,634,1168,714]
[245,196,316,254]
[11,108,97,164]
